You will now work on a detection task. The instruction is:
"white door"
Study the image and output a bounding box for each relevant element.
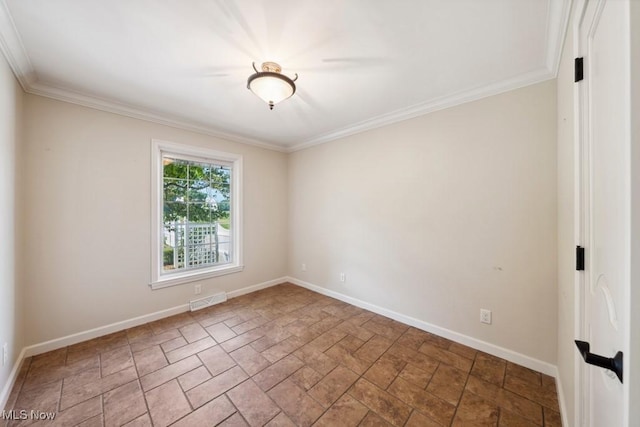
[576,0,630,425]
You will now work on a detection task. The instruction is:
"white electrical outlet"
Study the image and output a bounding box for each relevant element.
[340,272,346,282]
[301,263,307,272]
[2,343,7,366]
[480,309,492,324]
[194,284,202,295]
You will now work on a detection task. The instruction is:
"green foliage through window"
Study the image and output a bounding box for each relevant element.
[162,156,232,272]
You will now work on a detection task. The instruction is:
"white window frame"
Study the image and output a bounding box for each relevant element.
[150,139,243,289]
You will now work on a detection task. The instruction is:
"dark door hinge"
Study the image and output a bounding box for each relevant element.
[576,246,585,271]
[575,57,584,82]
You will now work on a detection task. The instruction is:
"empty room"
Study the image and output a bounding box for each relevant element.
[0,0,638,426]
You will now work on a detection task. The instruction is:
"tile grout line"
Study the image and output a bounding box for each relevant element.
[130,336,153,427]
[311,319,412,426]
[449,352,483,427]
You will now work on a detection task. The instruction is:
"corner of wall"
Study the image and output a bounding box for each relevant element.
[0,50,26,410]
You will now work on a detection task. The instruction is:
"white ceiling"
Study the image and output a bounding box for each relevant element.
[0,0,570,152]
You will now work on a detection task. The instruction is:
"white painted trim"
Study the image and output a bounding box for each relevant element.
[26,80,288,153]
[555,368,570,427]
[546,0,574,77]
[4,275,564,412]
[0,278,288,411]
[573,2,633,426]
[149,139,244,289]
[150,266,245,289]
[26,70,559,155]
[25,71,560,155]
[227,276,287,299]
[288,68,555,152]
[0,277,285,409]
[572,2,587,425]
[0,0,34,90]
[16,276,286,359]
[286,276,557,376]
[22,304,190,358]
[0,0,572,154]
[0,347,27,411]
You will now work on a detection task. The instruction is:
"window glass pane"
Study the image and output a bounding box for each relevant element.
[214,183,230,199]
[160,153,234,276]
[186,221,214,244]
[187,180,210,203]
[186,244,216,267]
[163,158,188,178]
[217,224,232,263]
[215,186,230,204]
[187,202,211,223]
[188,162,211,181]
[163,223,184,271]
[211,167,230,188]
[216,193,231,229]
[164,179,188,203]
[164,202,186,223]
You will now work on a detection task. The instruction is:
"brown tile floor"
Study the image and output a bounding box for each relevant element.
[3,283,562,426]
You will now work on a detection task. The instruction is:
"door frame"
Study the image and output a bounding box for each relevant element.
[573,1,586,424]
[573,0,632,425]
[629,3,640,423]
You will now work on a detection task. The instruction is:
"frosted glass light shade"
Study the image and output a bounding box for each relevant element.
[247,62,297,110]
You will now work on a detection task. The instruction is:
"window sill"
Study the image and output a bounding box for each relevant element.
[150,264,244,290]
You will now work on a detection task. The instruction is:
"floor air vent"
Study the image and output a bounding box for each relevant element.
[189,292,227,312]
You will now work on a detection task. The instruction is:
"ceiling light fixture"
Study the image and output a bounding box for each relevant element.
[247,62,298,110]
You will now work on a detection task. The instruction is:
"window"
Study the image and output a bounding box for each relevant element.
[151,140,242,289]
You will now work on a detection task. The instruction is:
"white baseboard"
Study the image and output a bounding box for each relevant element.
[5,275,568,419]
[1,277,287,408]
[22,304,190,358]
[286,277,570,423]
[286,276,557,377]
[227,276,287,299]
[555,368,569,427]
[0,347,27,411]
[20,276,287,359]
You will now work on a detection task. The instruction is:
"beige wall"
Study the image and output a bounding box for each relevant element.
[21,95,288,345]
[288,81,558,363]
[555,10,576,425]
[0,54,24,402]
